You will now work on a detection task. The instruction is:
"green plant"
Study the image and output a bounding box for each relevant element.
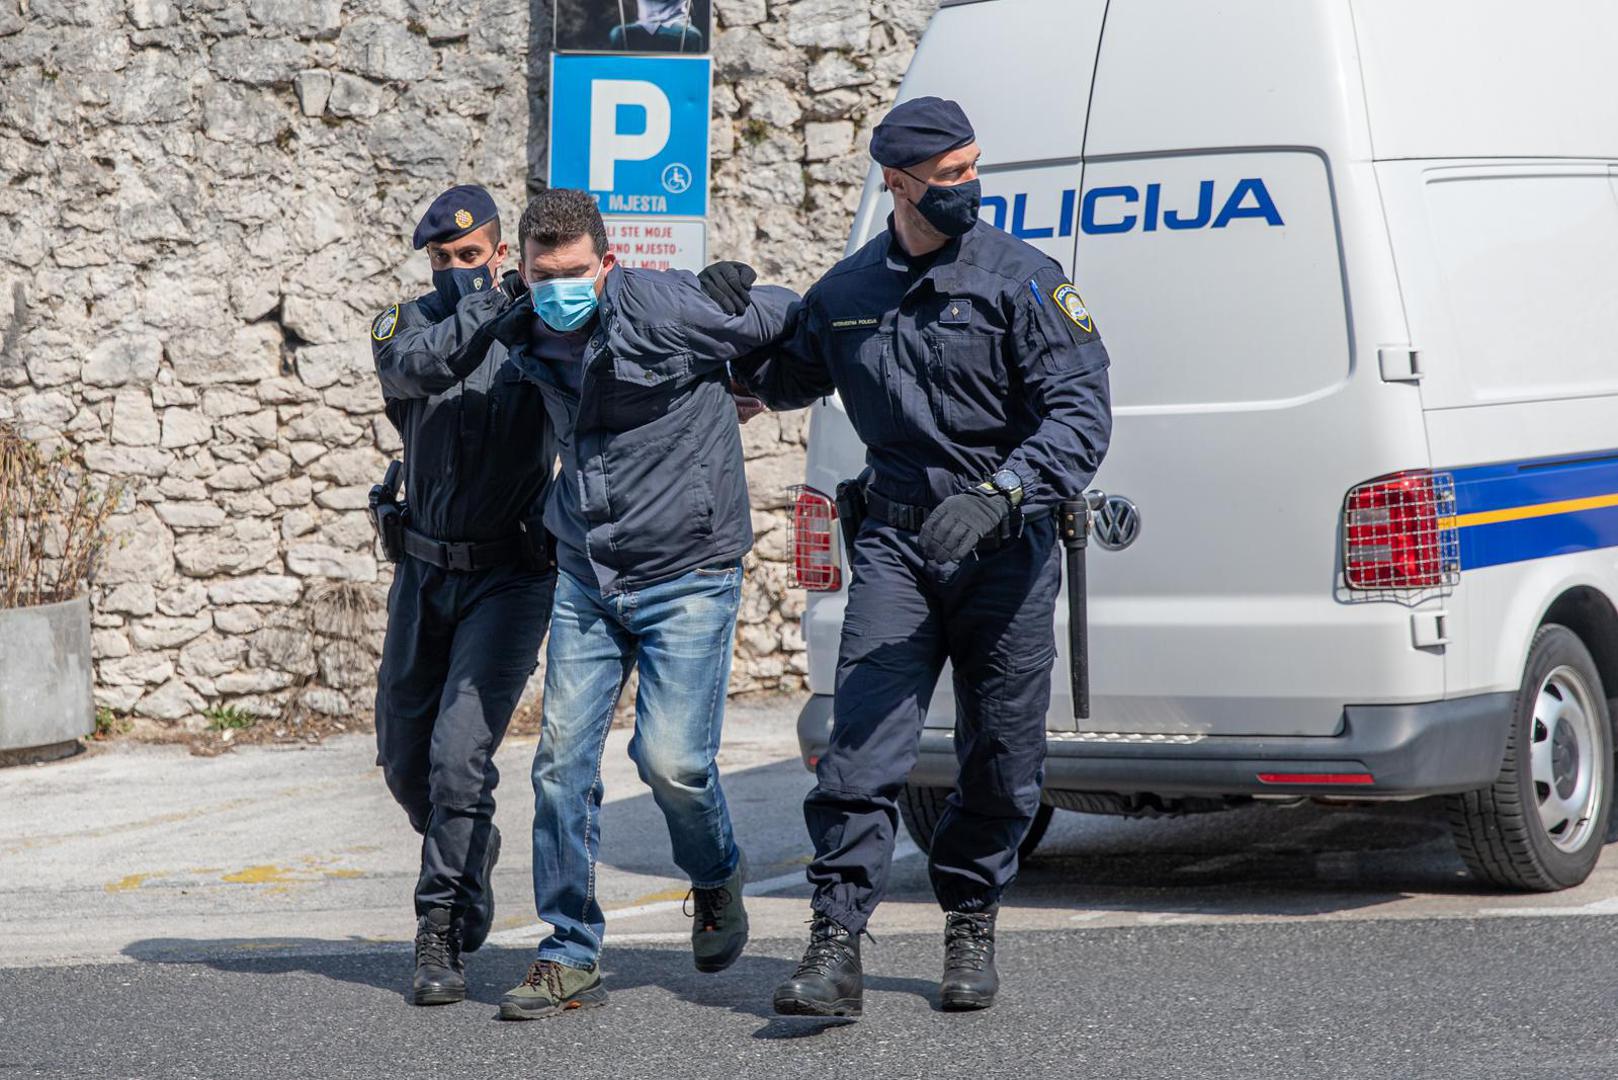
[204,705,254,732]
[93,707,131,740]
[740,118,770,146]
[0,423,122,609]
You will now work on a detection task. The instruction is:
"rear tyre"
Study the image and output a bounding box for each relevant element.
[1445,624,1614,891]
[897,784,1055,861]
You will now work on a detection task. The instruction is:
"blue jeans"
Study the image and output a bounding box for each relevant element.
[531,563,743,969]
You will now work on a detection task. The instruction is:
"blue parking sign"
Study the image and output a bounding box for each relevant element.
[549,54,711,218]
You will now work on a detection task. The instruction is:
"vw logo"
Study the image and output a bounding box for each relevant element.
[1094,495,1140,551]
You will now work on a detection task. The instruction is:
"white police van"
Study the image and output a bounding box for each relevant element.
[788,0,1618,890]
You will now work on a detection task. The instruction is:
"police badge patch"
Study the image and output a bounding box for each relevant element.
[372,305,400,342]
[1051,283,1094,334]
[453,208,474,229]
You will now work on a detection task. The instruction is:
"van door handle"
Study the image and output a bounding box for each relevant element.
[1378,345,1423,383]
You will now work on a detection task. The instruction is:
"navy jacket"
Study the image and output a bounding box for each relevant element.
[509,266,797,595]
[739,218,1112,510]
[371,281,555,542]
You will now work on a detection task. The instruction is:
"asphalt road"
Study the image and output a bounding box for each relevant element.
[6,700,1618,1079]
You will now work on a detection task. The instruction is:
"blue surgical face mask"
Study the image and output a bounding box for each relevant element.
[530,267,602,332]
[432,262,494,310]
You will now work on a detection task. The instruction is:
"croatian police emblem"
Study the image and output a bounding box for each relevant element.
[372,305,399,342]
[1051,283,1094,335]
[453,208,474,229]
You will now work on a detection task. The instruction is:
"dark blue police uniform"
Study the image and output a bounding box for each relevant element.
[370,188,556,945]
[742,215,1112,934]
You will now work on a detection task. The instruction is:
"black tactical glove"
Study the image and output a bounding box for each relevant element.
[488,293,533,348]
[699,260,757,316]
[919,488,1010,564]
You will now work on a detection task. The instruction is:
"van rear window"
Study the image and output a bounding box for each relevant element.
[1074,151,1349,408]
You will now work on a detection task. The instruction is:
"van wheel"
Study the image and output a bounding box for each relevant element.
[1445,625,1614,891]
[897,784,1055,861]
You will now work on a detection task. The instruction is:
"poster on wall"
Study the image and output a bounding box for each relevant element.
[554,0,713,53]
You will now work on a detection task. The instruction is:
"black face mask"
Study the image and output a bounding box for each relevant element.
[904,173,982,238]
[432,262,494,310]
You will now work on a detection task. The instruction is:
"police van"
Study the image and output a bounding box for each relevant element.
[788,0,1618,890]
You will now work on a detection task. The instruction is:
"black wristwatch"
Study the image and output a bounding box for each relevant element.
[978,468,1024,508]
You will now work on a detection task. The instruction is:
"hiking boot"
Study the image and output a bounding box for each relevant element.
[689,850,748,973]
[411,908,465,1006]
[772,914,863,1017]
[461,824,501,954]
[498,959,608,1020]
[940,907,999,1011]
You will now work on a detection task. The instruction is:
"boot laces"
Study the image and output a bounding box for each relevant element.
[414,918,458,969]
[945,912,995,972]
[521,959,569,999]
[684,885,732,932]
[793,916,859,978]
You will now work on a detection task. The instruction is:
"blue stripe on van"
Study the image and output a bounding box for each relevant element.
[1448,452,1618,570]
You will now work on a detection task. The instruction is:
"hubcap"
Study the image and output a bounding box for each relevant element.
[1530,666,1604,854]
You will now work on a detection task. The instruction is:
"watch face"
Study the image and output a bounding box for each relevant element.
[994,469,1022,493]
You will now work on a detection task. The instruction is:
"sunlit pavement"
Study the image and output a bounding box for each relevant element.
[7,699,1618,1079]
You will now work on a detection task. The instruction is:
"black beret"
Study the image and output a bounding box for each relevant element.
[870,97,976,169]
[412,184,499,250]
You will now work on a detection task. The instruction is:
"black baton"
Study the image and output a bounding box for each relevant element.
[1058,496,1095,723]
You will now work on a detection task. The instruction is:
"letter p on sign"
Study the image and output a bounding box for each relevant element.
[589,80,671,192]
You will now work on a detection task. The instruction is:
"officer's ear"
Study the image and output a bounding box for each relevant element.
[490,237,510,274]
[881,166,911,202]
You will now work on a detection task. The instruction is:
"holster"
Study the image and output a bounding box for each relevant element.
[369,460,406,564]
[834,468,871,557]
[518,515,557,573]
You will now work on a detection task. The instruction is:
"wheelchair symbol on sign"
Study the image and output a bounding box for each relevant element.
[661,163,692,195]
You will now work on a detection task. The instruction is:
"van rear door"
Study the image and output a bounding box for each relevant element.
[1057,0,1440,736]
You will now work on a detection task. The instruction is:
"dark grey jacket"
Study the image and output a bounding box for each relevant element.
[508,266,797,595]
[371,279,555,542]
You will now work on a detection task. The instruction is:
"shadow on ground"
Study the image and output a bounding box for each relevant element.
[118,939,929,1038]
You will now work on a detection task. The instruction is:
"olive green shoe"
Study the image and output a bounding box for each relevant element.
[689,850,749,973]
[498,959,608,1020]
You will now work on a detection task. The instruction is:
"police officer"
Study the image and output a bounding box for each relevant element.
[736,98,1113,1017]
[370,184,559,1006]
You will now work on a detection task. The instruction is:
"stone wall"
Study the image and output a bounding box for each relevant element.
[0,0,936,730]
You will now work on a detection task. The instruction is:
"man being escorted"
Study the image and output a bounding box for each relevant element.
[370,185,557,1006]
[737,98,1113,1017]
[494,190,797,1019]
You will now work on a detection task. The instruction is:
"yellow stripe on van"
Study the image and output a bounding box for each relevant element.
[1439,492,1618,531]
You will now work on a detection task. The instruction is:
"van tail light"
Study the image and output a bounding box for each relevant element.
[1342,470,1460,591]
[788,485,841,591]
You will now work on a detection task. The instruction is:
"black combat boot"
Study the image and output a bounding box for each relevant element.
[939,907,998,1011]
[411,907,466,1006]
[461,824,501,954]
[773,914,863,1017]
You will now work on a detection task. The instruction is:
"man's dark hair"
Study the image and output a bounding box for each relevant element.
[519,188,607,256]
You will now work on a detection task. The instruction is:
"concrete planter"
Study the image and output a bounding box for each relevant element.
[0,594,94,756]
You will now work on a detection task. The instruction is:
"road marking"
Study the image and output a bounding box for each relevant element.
[1479,896,1618,918]
[483,840,922,947]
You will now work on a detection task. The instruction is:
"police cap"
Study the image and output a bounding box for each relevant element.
[869,97,976,169]
[412,184,499,250]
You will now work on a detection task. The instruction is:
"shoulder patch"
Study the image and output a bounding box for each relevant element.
[1050,283,1094,335]
[371,305,399,342]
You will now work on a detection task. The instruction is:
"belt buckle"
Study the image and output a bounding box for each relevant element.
[444,542,474,572]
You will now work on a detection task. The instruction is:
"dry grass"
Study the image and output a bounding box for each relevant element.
[0,422,121,609]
